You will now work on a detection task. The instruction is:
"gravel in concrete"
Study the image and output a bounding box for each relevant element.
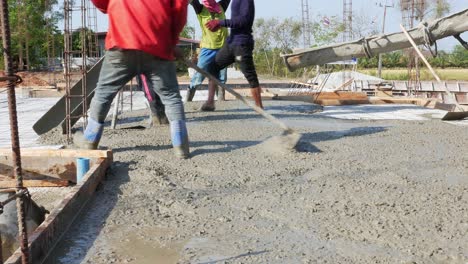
[38,100,467,264]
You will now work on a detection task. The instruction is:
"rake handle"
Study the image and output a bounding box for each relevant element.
[185,60,293,133]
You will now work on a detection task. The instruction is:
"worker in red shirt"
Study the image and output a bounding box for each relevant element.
[75,0,190,159]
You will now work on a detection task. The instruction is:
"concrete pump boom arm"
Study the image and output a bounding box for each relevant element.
[281,8,468,71]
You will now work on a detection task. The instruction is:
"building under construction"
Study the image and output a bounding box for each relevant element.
[1,1,467,263]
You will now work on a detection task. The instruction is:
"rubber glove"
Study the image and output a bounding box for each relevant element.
[206,19,221,32]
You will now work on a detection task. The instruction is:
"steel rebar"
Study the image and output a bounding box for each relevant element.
[0,0,30,262]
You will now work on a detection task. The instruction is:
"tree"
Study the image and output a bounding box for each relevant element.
[309,15,343,47]
[432,0,450,18]
[352,13,379,39]
[449,45,468,68]
[253,17,302,76]
[180,25,195,39]
[5,0,62,70]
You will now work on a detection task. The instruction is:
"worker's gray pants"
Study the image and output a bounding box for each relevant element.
[89,49,185,123]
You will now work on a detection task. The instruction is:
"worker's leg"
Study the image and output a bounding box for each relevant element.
[202,45,234,110]
[216,66,228,101]
[192,48,219,110]
[234,44,263,108]
[144,56,190,159]
[76,49,137,149]
[138,74,168,126]
[187,70,204,102]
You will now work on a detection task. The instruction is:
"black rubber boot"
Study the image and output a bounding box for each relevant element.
[186,88,197,102]
[217,86,226,101]
[152,110,169,126]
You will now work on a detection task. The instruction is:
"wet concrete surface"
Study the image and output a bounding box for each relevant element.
[39,100,467,263]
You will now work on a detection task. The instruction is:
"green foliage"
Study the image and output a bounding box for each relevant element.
[180,25,196,39]
[252,16,343,77]
[175,25,197,72]
[2,0,62,70]
[433,0,450,18]
[448,45,468,67]
[309,16,344,47]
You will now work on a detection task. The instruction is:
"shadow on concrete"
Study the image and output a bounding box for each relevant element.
[190,140,261,156]
[299,126,388,143]
[112,126,386,157]
[112,144,173,154]
[45,161,133,264]
[198,250,270,264]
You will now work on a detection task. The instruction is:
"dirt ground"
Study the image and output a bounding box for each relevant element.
[39,100,467,263]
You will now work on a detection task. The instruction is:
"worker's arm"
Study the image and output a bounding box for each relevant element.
[91,0,109,14]
[218,0,231,12]
[190,0,203,14]
[172,0,189,46]
[219,0,252,29]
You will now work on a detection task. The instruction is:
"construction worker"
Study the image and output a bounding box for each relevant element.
[187,0,231,107]
[136,74,169,127]
[75,0,190,159]
[204,0,263,110]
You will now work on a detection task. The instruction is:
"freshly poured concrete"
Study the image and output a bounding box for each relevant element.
[36,99,468,263]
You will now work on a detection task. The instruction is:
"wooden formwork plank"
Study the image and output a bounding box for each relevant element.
[0,149,110,158]
[0,149,111,185]
[224,88,278,101]
[5,150,113,264]
[0,179,70,188]
[315,99,371,106]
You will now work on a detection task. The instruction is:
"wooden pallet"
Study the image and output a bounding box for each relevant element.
[3,149,113,264]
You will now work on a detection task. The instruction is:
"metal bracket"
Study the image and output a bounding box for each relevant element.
[454,34,468,50]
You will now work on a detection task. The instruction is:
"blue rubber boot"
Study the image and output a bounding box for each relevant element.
[170,120,190,159]
[74,118,104,150]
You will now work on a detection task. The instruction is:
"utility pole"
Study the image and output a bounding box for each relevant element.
[377,0,394,78]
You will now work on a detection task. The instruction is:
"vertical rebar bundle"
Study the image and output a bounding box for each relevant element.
[400,0,426,95]
[0,0,30,262]
[86,1,99,58]
[45,0,58,87]
[63,0,99,140]
[342,0,353,42]
[301,0,311,48]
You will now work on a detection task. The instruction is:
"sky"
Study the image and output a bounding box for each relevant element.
[94,0,468,51]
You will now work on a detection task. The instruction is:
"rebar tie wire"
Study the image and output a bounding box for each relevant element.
[0,189,28,215]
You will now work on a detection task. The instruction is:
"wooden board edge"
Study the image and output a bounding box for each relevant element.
[0,180,70,188]
[316,99,371,106]
[0,149,111,159]
[4,156,112,264]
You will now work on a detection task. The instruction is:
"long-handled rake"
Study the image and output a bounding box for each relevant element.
[185,60,302,151]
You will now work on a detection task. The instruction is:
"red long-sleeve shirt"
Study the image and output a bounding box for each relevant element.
[91,0,188,60]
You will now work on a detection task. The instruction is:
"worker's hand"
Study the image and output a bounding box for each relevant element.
[173,46,184,60]
[206,20,221,32]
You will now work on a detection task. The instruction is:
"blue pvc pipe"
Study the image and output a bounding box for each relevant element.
[76,157,90,183]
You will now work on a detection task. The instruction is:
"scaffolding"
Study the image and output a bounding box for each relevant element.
[400,0,426,95]
[343,0,353,42]
[301,0,311,48]
[45,0,60,87]
[341,0,354,89]
[63,0,99,141]
[86,0,100,59]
